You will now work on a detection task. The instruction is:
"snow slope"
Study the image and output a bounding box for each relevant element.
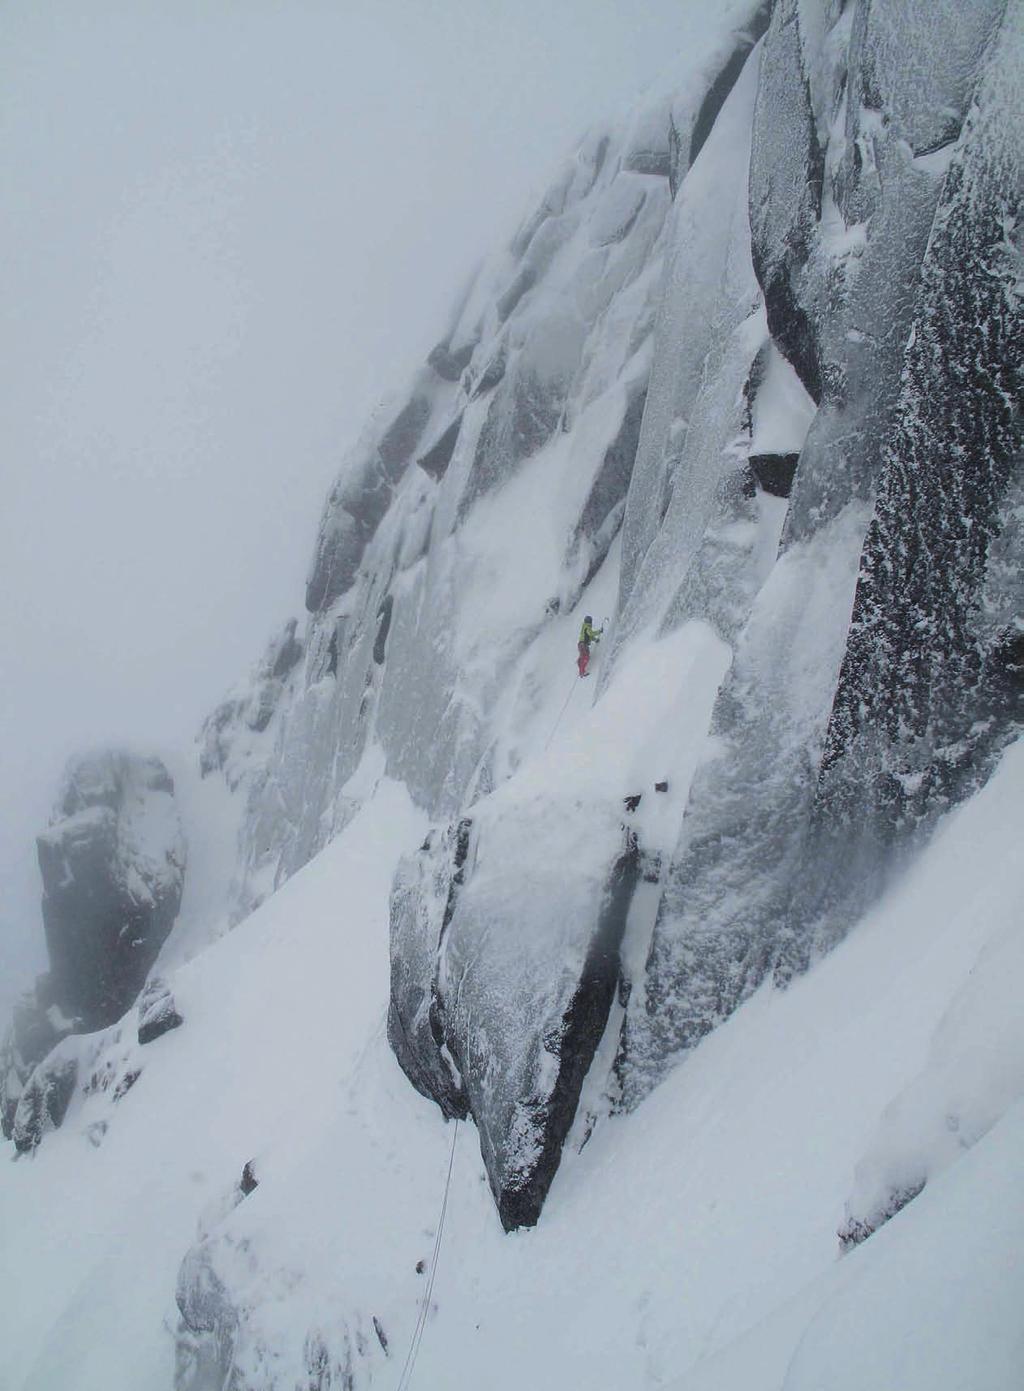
[2,725,1020,1388]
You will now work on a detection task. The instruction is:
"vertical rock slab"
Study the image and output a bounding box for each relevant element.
[618,0,1018,1107]
[814,4,1024,913]
[389,782,639,1229]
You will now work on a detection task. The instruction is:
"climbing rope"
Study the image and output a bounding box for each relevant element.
[396,1117,460,1391]
[544,671,579,751]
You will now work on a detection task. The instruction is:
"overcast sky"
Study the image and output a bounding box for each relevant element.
[0,0,697,1012]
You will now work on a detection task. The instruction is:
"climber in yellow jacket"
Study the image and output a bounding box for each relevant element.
[577,615,603,677]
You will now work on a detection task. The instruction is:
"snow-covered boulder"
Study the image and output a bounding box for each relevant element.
[137,977,184,1046]
[36,750,186,1030]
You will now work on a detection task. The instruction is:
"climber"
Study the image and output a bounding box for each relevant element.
[577,615,603,677]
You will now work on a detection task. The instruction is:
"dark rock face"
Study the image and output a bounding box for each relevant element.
[416,415,462,481]
[372,593,394,666]
[749,452,799,497]
[378,395,432,480]
[427,338,475,383]
[137,978,184,1046]
[37,751,186,1031]
[689,0,772,172]
[387,822,471,1122]
[389,800,639,1230]
[748,0,825,405]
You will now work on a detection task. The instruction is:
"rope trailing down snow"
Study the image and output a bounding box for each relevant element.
[545,672,579,752]
[396,1117,460,1391]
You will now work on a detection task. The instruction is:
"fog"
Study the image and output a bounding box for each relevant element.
[0,0,694,1014]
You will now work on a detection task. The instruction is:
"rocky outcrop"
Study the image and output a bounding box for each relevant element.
[37,751,186,1031]
[137,978,184,1046]
[389,782,640,1230]
[199,618,303,786]
[0,979,73,1140]
[11,1041,79,1153]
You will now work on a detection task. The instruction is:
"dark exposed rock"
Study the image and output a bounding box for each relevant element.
[577,388,648,546]
[497,267,536,324]
[838,1179,926,1252]
[305,446,401,613]
[112,1067,141,1101]
[37,751,186,1031]
[749,452,799,497]
[388,822,472,1122]
[622,150,671,178]
[428,339,475,382]
[748,0,825,405]
[471,346,507,397]
[377,394,432,480]
[373,593,394,666]
[390,805,640,1230]
[417,416,462,481]
[240,1160,259,1196]
[137,978,184,1046]
[462,362,564,515]
[690,1,772,171]
[486,833,640,1230]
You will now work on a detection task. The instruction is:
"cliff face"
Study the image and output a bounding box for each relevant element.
[1,4,1022,1384]
[189,0,1022,1225]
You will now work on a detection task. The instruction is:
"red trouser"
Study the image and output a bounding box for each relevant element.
[577,641,590,677]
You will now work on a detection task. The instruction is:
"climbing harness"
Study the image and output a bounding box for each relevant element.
[395,1117,460,1391]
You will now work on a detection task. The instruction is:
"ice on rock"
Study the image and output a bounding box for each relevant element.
[814,2,1024,916]
[612,38,768,664]
[617,0,1021,1107]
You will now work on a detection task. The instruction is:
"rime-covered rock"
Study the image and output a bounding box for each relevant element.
[813,6,1024,912]
[0,979,72,1140]
[616,0,1019,1106]
[390,776,639,1230]
[11,1039,79,1153]
[198,617,303,787]
[137,978,184,1045]
[37,751,186,1031]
